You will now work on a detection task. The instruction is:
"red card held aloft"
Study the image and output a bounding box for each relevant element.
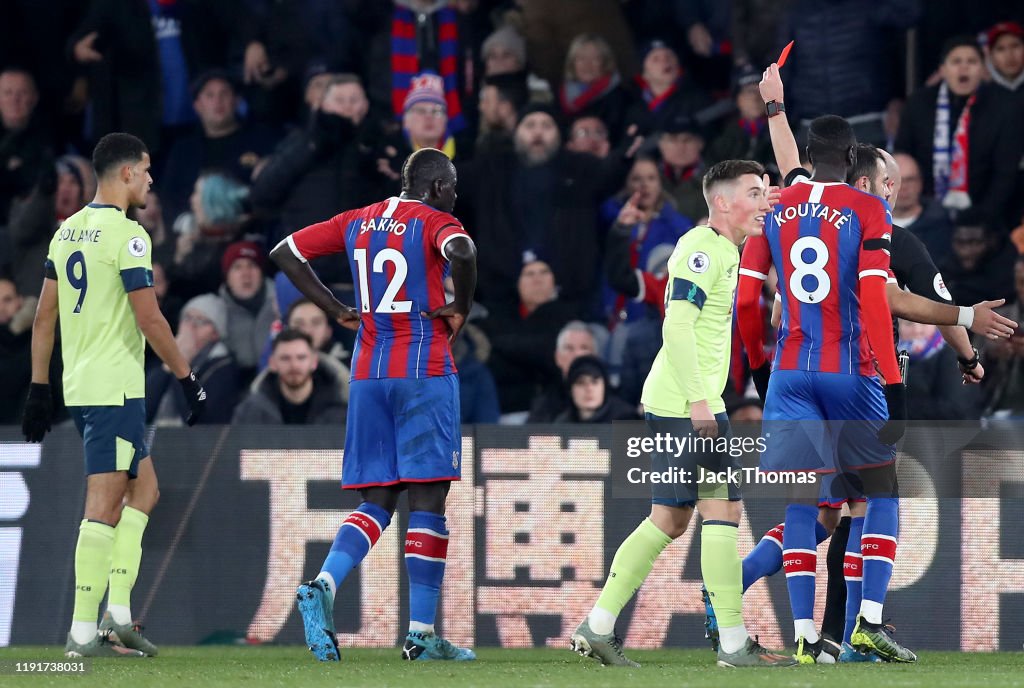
[777,40,794,67]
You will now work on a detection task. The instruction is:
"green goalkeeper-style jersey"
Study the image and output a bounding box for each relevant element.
[641,225,740,418]
[45,203,154,406]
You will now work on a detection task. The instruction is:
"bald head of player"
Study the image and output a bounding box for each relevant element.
[805,114,857,183]
[91,132,153,211]
[400,148,457,214]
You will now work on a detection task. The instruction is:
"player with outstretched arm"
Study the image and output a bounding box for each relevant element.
[736,114,917,663]
[719,64,1016,664]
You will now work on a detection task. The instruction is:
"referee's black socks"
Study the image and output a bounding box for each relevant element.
[821,515,851,643]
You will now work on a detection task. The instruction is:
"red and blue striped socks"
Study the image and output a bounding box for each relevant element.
[742,519,828,591]
[859,497,898,624]
[319,502,392,596]
[406,511,449,633]
[782,504,820,642]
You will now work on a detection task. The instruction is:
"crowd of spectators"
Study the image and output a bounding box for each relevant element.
[2,0,1024,428]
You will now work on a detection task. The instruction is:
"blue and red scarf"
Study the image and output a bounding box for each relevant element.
[391,6,465,133]
[560,72,620,116]
[636,76,682,113]
[933,82,974,209]
[738,117,765,138]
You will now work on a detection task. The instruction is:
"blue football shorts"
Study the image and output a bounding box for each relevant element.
[760,369,896,474]
[342,374,462,490]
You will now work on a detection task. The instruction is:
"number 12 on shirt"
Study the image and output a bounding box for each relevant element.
[353,247,412,314]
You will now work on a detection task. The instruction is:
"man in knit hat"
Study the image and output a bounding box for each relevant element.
[403,73,451,152]
[218,240,277,377]
[146,293,240,424]
[985,21,1024,95]
[377,73,461,189]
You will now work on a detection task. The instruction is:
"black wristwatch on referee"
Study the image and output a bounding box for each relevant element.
[766,100,785,118]
[957,346,980,371]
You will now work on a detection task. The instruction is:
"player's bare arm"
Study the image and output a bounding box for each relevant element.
[422,235,477,343]
[885,286,1016,339]
[269,243,360,330]
[759,63,801,178]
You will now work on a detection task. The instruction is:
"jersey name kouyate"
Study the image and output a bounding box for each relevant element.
[739,181,893,376]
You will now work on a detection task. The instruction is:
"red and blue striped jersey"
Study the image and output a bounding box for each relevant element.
[287,197,471,380]
[739,180,892,376]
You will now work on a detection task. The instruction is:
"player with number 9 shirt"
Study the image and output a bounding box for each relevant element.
[22,133,207,658]
[270,148,478,664]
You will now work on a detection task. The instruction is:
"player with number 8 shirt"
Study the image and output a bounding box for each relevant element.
[736,115,913,663]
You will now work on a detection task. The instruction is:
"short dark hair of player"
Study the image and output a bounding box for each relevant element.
[702,159,766,199]
[401,148,455,194]
[92,133,149,180]
[846,143,882,186]
[0,66,35,85]
[272,327,314,352]
[806,115,856,169]
[940,35,982,63]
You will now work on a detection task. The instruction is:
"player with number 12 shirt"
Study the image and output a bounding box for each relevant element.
[270,148,478,664]
[286,185,468,380]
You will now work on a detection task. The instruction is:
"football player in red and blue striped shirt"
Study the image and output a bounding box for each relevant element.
[271,148,477,663]
[736,115,913,663]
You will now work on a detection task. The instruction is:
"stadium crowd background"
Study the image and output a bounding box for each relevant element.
[0,0,1023,430]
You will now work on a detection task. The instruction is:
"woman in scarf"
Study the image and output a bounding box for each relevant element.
[559,34,630,144]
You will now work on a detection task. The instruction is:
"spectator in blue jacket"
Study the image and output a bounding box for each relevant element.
[600,156,692,328]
